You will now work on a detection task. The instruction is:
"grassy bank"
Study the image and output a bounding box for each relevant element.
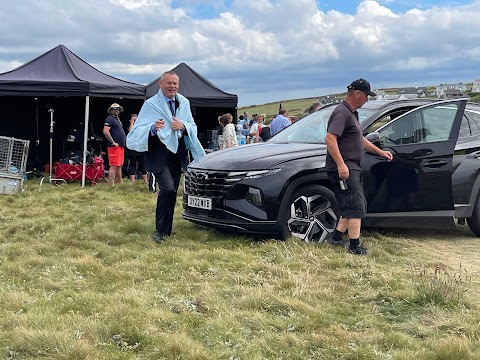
[1,180,480,359]
[238,85,480,121]
[239,97,321,121]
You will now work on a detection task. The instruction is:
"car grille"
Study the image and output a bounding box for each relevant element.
[184,169,246,198]
[184,207,232,220]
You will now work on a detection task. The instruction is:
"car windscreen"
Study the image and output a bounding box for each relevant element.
[269,105,377,144]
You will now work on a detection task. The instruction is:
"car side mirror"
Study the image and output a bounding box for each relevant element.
[365,132,381,147]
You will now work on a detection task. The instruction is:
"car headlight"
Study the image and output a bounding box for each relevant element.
[244,168,281,180]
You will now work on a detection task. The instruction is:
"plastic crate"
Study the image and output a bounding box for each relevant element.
[0,136,30,194]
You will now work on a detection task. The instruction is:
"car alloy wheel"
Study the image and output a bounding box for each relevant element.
[285,185,338,242]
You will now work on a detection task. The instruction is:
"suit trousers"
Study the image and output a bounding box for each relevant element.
[153,152,182,236]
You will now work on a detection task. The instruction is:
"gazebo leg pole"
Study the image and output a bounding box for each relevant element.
[81,96,90,188]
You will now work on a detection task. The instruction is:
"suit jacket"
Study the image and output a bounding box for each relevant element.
[146,134,187,173]
[145,98,188,173]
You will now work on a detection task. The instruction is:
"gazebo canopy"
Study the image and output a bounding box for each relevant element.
[0,44,145,98]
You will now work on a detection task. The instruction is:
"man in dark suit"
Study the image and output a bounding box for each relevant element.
[127,71,205,243]
[147,72,192,242]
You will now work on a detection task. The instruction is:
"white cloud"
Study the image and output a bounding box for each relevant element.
[357,0,398,17]
[0,0,479,105]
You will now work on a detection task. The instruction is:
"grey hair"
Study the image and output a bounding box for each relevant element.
[160,71,178,81]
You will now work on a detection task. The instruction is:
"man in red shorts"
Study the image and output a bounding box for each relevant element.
[103,103,126,186]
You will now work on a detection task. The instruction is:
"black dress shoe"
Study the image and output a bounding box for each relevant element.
[152,231,166,243]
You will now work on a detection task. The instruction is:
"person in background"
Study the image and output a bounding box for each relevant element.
[289,115,298,124]
[126,71,205,243]
[217,115,226,136]
[237,115,245,132]
[259,120,271,142]
[242,114,251,134]
[249,114,265,143]
[270,109,291,136]
[221,113,238,148]
[243,111,249,124]
[237,115,249,134]
[249,113,257,127]
[325,78,393,255]
[126,114,147,184]
[308,101,323,114]
[103,103,126,186]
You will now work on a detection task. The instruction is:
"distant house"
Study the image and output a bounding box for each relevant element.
[472,79,480,93]
[396,86,428,98]
[397,94,419,100]
[319,95,341,105]
[436,82,468,96]
[373,90,389,100]
[373,87,427,100]
[373,90,415,101]
[437,89,470,100]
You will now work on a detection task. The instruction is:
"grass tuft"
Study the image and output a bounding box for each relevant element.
[408,263,471,307]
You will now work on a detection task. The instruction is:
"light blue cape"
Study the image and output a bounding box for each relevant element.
[126,91,205,161]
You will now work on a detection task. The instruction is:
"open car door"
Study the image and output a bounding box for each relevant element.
[361,99,467,227]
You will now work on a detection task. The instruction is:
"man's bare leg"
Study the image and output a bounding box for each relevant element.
[115,166,123,184]
[346,218,367,254]
[336,217,348,233]
[108,166,117,186]
[347,218,361,239]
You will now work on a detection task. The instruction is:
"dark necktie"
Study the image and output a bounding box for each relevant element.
[169,100,175,116]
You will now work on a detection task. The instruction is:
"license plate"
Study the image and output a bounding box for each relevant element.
[188,195,212,210]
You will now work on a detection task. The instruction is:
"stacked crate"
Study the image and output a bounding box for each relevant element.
[0,136,30,194]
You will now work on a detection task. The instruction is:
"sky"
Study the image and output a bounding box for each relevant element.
[0,0,479,106]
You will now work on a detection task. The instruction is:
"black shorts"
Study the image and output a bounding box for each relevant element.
[328,170,366,219]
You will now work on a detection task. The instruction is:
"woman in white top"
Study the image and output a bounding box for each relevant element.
[221,113,238,148]
[249,114,265,143]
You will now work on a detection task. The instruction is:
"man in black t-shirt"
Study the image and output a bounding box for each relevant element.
[325,79,392,255]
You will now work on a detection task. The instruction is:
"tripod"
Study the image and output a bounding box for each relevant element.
[40,109,66,185]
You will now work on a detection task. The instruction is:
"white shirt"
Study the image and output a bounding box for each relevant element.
[249,122,260,135]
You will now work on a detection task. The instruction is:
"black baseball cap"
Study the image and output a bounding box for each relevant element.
[347,78,376,97]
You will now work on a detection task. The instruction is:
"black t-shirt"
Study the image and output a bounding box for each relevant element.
[104,114,126,147]
[325,101,363,171]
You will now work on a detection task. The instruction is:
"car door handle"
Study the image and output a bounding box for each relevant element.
[423,160,448,168]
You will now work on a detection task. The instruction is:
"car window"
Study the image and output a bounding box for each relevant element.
[270,106,334,143]
[367,114,391,133]
[458,115,472,138]
[462,109,480,137]
[379,103,460,145]
[270,105,376,144]
[365,108,418,134]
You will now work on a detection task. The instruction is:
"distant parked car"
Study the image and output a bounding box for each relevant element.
[183,98,480,241]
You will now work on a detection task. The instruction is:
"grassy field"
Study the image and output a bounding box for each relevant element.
[238,86,450,121]
[237,88,394,120]
[239,96,322,122]
[0,179,480,359]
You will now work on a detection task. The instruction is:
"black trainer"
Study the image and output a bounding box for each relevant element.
[152,231,166,243]
[327,237,346,248]
[349,244,368,255]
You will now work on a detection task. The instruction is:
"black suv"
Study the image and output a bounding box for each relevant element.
[183,98,480,241]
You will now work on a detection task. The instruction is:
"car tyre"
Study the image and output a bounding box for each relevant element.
[467,191,480,236]
[279,184,339,242]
